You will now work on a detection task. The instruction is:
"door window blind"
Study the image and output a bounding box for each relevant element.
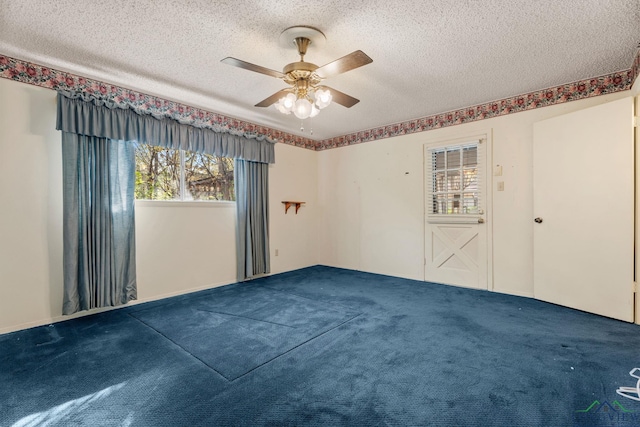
[426,140,484,216]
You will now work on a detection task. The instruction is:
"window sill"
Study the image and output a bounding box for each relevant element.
[135,200,236,208]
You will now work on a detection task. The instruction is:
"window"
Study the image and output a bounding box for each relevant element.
[428,143,479,215]
[134,143,235,201]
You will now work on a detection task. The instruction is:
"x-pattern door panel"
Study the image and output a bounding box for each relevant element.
[428,224,481,287]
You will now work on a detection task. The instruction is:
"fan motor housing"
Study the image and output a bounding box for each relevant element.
[283,61,318,74]
[283,62,322,86]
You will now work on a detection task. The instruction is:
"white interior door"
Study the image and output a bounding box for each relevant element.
[533,97,634,322]
[424,136,489,290]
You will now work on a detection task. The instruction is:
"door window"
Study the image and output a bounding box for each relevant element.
[428,143,480,215]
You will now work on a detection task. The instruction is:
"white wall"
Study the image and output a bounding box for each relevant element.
[317,135,423,279]
[269,143,319,273]
[317,90,634,297]
[0,78,319,334]
[134,201,237,300]
[0,78,63,333]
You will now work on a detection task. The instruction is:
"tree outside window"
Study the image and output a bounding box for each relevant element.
[134,143,234,201]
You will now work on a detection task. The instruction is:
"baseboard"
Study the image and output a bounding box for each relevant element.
[0,264,324,336]
[0,278,237,335]
[491,287,535,299]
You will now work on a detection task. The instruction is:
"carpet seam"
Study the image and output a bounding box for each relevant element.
[228,312,363,382]
[127,312,232,382]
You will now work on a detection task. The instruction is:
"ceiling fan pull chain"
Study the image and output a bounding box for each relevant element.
[299,119,313,134]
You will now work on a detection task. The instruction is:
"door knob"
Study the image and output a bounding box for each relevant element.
[534,217,543,223]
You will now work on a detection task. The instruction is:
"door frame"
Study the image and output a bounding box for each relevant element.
[422,129,494,291]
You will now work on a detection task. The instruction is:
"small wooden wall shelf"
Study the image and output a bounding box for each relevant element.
[282,201,305,214]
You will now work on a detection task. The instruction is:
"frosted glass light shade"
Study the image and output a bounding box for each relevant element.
[283,93,296,110]
[293,98,313,119]
[273,90,329,121]
[274,93,297,114]
[274,99,291,114]
[315,89,332,109]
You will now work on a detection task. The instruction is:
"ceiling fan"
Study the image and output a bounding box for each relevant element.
[221,26,373,120]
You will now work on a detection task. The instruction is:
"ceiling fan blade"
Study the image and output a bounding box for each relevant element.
[221,57,286,79]
[315,50,373,79]
[320,86,360,108]
[255,89,291,107]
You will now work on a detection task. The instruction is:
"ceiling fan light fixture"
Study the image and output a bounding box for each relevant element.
[314,89,332,109]
[223,25,372,128]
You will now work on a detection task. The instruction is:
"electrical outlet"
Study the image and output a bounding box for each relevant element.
[275,249,279,256]
[497,181,505,191]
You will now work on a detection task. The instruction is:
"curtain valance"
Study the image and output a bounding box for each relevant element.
[56,91,275,164]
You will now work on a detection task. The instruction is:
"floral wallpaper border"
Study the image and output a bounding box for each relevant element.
[1,49,639,152]
[316,48,640,150]
[0,54,316,150]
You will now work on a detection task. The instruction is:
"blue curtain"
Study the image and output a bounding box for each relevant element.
[235,160,270,281]
[61,133,137,314]
[57,91,275,303]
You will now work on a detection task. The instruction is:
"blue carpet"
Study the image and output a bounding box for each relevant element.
[129,287,360,380]
[2,266,640,426]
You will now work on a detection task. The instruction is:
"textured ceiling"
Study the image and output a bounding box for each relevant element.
[0,0,638,140]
